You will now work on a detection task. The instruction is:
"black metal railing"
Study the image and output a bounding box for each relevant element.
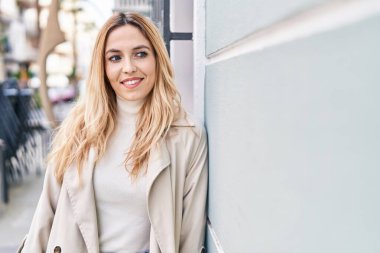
[0,80,50,203]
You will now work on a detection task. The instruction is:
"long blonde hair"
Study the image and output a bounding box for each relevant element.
[48,12,182,183]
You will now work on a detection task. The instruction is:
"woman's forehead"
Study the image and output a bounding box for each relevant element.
[105,24,152,51]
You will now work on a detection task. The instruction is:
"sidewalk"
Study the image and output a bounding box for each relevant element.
[0,99,74,252]
[0,171,44,252]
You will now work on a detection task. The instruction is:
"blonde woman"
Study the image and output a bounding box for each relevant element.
[18,12,208,253]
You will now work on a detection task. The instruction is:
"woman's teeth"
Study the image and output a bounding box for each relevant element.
[125,79,140,85]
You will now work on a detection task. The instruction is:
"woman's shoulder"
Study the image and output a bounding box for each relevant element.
[169,111,207,143]
[172,110,204,129]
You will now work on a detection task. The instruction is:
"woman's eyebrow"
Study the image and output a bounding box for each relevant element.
[105,45,151,55]
[133,45,151,51]
[105,48,120,54]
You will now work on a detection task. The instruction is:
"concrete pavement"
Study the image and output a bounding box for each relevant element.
[0,171,44,252]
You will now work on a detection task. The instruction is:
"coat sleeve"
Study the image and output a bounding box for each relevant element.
[18,164,61,252]
[180,125,208,253]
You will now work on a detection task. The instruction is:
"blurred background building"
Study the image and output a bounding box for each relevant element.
[1,0,380,252]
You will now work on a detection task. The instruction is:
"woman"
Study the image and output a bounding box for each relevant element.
[18,12,208,253]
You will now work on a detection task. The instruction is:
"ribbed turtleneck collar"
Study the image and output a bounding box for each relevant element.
[116,96,145,124]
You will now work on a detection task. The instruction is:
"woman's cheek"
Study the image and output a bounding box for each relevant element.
[107,68,118,83]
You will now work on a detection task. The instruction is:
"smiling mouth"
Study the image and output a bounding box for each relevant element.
[120,78,143,88]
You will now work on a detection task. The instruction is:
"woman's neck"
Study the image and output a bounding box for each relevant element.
[116,96,145,124]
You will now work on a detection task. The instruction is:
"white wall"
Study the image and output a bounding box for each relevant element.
[170,0,194,114]
[199,0,380,252]
[193,0,206,122]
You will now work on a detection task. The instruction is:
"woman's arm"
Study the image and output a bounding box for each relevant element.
[18,164,61,252]
[180,126,208,253]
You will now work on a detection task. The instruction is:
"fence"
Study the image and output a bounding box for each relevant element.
[0,81,50,203]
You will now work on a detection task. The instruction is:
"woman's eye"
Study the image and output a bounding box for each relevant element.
[108,55,121,62]
[135,51,148,58]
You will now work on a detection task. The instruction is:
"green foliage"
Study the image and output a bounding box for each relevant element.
[32,89,42,109]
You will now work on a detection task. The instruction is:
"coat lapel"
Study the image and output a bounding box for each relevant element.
[63,148,99,253]
[62,135,181,253]
[146,138,176,253]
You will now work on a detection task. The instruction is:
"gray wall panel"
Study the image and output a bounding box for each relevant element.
[206,226,219,253]
[206,0,327,54]
[205,15,380,252]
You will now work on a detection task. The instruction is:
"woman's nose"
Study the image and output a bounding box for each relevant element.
[122,58,137,73]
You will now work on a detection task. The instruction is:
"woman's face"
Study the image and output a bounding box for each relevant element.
[105,24,156,101]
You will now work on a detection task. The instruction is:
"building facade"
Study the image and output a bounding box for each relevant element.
[197,0,380,252]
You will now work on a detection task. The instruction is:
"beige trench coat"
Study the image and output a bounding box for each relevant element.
[18,117,208,253]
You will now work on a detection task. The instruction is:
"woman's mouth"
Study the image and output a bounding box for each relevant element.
[120,78,143,89]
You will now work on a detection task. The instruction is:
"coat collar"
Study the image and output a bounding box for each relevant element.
[63,148,99,253]
[146,138,175,253]
[63,139,174,253]
[171,110,196,127]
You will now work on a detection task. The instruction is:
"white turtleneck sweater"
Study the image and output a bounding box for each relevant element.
[93,96,150,253]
